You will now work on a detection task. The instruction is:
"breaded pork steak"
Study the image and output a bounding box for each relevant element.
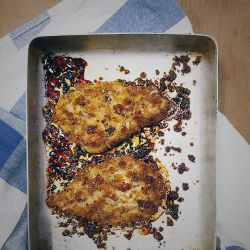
[46,156,169,228]
[53,80,171,153]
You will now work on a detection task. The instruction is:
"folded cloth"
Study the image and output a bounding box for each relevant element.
[0,0,249,249]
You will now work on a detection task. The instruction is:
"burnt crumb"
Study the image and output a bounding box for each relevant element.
[177,197,184,202]
[181,132,187,137]
[124,231,133,240]
[188,154,196,163]
[171,146,181,153]
[119,65,125,72]
[118,65,130,74]
[167,82,175,92]
[173,86,192,120]
[159,120,168,129]
[59,221,69,227]
[173,55,190,65]
[140,72,147,78]
[62,229,72,237]
[167,191,179,201]
[190,142,194,147]
[165,146,181,155]
[155,69,160,75]
[94,79,97,83]
[192,55,202,65]
[181,64,191,74]
[159,70,177,92]
[99,76,103,81]
[158,130,164,137]
[173,121,182,132]
[193,80,197,86]
[97,242,106,249]
[167,217,174,226]
[159,78,167,92]
[166,202,179,220]
[172,55,191,75]
[159,226,164,232]
[165,146,171,153]
[160,139,165,145]
[171,163,177,170]
[165,69,177,82]
[177,163,189,174]
[182,183,189,191]
[153,230,164,242]
[166,189,180,220]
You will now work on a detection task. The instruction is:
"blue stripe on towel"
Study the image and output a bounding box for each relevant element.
[96,0,185,33]
[2,206,28,250]
[10,92,26,122]
[226,246,245,250]
[0,139,27,193]
[10,12,51,49]
[0,120,22,168]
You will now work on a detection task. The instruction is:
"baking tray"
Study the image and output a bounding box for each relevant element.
[27,34,217,250]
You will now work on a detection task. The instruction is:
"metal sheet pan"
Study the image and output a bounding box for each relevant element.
[27,34,217,250]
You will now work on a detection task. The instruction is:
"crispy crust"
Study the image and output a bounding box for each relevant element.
[52,80,171,153]
[46,156,169,228]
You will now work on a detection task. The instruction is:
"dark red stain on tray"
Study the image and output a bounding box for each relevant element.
[42,55,87,101]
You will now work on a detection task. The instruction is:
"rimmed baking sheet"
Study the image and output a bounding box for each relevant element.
[27,34,217,250]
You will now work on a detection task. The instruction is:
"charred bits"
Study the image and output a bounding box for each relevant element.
[188,154,196,163]
[192,55,202,65]
[182,183,189,191]
[177,163,189,174]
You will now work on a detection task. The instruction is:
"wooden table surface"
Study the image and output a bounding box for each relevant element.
[0,0,249,143]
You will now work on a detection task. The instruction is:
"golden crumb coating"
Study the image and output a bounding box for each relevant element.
[46,156,169,228]
[52,80,171,153]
